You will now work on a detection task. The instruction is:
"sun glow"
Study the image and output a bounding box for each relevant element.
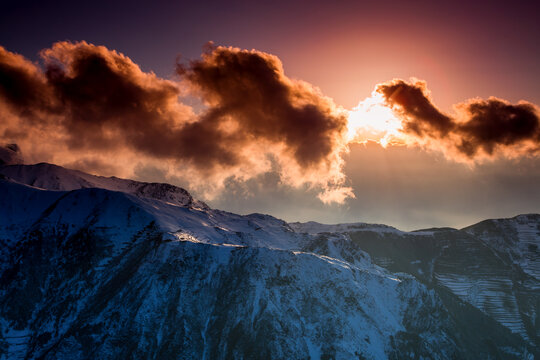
[346,91,404,147]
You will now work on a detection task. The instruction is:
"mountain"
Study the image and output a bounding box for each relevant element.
[0,162,207,209]
[297,216,540,345]
[0,163,537,359]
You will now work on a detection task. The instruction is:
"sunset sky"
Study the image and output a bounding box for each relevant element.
[1,0,539,230]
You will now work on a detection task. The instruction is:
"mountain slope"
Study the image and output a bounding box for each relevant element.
[0,164,537,359]
[301,217,539,346]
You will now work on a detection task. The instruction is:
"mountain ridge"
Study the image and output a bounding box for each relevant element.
[4,162,534,234]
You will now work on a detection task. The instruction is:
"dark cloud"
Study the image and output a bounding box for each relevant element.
[0,46,55,120]
[41,42,192,155]
[456,98,540,156]
[1,42,192,156]
[377,79,540,158]
[177,43,348,169]
[376,79,454,136]
[0,42,351,202]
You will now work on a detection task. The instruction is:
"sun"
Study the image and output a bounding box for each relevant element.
[346,91,404,147]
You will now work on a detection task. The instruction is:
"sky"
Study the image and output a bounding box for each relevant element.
[0,0,539,230]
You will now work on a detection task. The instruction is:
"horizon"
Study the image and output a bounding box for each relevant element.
[1,155,537,232]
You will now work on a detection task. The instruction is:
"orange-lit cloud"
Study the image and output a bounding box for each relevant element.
[0,42,352,202]
[376,79,540,160]
[178,44,348,169]
[2,42,539,206]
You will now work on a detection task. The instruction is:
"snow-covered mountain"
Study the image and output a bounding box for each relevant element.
[0,163,537,359]
[0,163,208,209]
[309,215,540,345]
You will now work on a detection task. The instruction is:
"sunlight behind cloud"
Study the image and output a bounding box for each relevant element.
[347,91,405,147]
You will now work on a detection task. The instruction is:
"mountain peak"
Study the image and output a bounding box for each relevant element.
[0,162,208,210]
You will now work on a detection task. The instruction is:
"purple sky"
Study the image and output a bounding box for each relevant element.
[2,0,539,108]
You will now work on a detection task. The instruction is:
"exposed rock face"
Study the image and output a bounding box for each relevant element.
[0,164,537,359]
[0,144,23,166]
